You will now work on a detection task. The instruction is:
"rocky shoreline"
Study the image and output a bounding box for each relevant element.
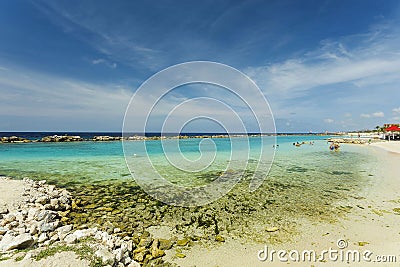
[0,134,259,143]
[0,177,176,267]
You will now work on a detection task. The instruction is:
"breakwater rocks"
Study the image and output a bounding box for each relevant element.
[0,177,175,266]
[0,136,31,143]
[327,138,382,144]
[1,134,274,143]
[39,135,84,142]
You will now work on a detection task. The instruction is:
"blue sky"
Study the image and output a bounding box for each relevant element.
[1,0,400,132]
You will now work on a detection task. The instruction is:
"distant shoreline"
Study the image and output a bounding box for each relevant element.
[0,132,333,143]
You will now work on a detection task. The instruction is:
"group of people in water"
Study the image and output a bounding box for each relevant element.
[273,140,340,151]
[292,141,314,147]
[329,142,340,151]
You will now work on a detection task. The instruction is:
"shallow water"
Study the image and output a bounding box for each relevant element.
[0,135,375,243]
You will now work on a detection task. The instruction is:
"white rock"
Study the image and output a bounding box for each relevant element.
[50,198,59,207]
[127,260,141,267]
[24,251,33,260]
[115,238,122,248]
[56,224,73,237]
[36,196,49,205]
[39,221,59,232]
[50,233,59,242]
[15,212,24,222]
[123,256,132,265]
[95,248,115,265]
[114,248,123,262]
[127,240,133,252]
[0,206,8,214]
[38,233,48,243]
[17,227,26,235]
[9,221,19,228]
[0,227,8,235]
[101,232,110,242]
[27,208,39,221]
[120,242,128,254]
[106,238,115,250]
[59,196,70,205]
[3,214,16,224]
[0,233,35,251]
[29,224,38,235]
[64,234,77,244]
[73,229,93,240]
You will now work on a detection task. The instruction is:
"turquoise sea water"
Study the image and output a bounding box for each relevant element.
[0,135,372,185]
[0,134,376,242]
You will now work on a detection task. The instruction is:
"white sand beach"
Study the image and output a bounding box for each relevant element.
[167,142,400,266]
[371,141,400,154]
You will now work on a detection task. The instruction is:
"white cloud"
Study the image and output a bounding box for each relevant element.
[91,58,117,69]
[246,23,400,102]
[92,58,105,64]
[372,111,384,118]
[324,118,334,123]
[0,66,131,118]
[344,113,352,117]
[392,107,400,114]
[360,111,384,118]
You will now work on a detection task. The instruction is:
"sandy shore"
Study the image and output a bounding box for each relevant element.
[370,141,400,154]
[166,142,400,266]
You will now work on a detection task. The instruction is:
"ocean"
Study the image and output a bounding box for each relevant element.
[0,133,376,243]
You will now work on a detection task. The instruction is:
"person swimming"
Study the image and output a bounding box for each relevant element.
[329,142,340,151]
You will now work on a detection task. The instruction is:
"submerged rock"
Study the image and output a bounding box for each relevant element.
[215,235,225,242]
[266,227,279,232]
[175,252,186,258]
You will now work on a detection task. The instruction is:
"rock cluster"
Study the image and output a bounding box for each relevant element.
[0,178,174,266]
[0,178,72,250]
[39,135,84,142]
[0,136,31,143]
[328,138,366,144]
[328,137,384,145]
[92,136,123,141]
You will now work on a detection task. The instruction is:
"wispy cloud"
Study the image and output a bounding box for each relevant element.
[32,1,163,71]
[0,65,131,119]
[244,21,400,131]
[247,24,400,99]
[91,58,117,69]
[392,107,400,114]
[360,111,385,118]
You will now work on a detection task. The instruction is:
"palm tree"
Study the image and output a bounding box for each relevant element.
[375,125,380,133]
